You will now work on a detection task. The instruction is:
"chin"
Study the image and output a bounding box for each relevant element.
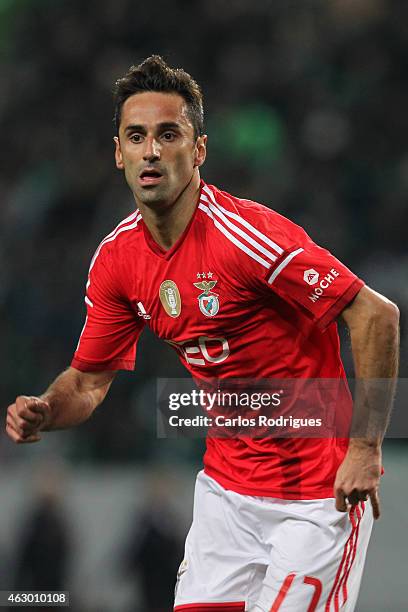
[138,187,168,207]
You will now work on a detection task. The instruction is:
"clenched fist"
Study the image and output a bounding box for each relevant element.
[6,396,51,443]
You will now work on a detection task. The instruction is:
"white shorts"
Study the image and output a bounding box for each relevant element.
[174,471,373,612]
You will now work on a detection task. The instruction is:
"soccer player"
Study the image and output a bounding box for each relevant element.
[6,56,399,611]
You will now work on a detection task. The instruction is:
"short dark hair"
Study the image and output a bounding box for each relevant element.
[113,55,204,139]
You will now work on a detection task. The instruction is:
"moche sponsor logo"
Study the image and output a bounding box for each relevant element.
[308,268,340,302]
[303,269,319,285]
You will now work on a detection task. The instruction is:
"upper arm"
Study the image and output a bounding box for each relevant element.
[72,247,145,372]
[246,210,364,330]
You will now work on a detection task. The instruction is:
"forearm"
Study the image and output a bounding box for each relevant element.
[345,292,400,446]
[40,367,113,430]
[334,287,398,517]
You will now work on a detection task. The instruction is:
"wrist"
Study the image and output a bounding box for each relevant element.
[348,438,381,452]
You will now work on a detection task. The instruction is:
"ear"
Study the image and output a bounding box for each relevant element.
[114,136,124,170]
[193,134,207,168]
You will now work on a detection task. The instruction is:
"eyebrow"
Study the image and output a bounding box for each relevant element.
[124,122,182,134]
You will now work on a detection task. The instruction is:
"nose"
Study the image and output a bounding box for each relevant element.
[143,137,161,162]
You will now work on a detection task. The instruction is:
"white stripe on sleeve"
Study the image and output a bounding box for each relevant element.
[267,248,304,284]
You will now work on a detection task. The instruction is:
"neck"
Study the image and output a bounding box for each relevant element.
[137,171,201,250]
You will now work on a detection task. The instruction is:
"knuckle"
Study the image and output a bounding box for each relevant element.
[7,406,17,419]
[17,419,29,431]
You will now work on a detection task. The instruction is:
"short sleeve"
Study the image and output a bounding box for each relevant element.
[255,214,364,330]
[71,248,144,372]
[264,222,364,330]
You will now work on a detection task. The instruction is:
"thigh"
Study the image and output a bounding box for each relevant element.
[252,500,373,612]
[174,471,267,611]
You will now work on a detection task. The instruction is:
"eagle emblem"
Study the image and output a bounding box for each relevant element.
[193,280,220,317]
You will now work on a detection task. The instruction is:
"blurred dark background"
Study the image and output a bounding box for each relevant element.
[0,0,407,610]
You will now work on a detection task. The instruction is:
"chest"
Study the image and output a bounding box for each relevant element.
[128,239,256,343]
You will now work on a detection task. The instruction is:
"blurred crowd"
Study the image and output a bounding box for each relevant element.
[1,0,407,466]
[0,461,190,611]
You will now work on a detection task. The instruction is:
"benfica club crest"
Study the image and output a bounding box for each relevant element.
[193,280,219,317]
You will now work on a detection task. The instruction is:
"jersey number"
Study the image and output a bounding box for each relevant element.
[167,336,230,366]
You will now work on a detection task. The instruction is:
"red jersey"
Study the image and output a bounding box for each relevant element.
[72,181,364,499]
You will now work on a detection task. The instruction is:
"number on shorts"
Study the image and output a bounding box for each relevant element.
[269,573,322,611]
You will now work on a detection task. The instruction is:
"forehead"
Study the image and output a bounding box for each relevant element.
[120,91,193,131]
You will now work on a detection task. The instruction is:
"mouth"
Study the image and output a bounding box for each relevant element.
[139,168,164,187]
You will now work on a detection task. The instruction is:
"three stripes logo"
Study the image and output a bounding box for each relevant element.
[198,185,304,286]
[137,301,151,320]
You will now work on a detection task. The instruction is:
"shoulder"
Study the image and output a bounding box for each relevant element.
[199,182,308,255]
[89,208,143,274]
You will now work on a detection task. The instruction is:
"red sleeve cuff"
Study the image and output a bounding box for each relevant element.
[71,355,135,372]
[317,278,365,331]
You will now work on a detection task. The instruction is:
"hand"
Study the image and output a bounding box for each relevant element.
[6,396,51,444]
[334,440,382,519]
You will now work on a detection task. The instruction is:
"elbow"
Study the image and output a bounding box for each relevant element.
[388,301,399,325]
[368,297,400,334]
[342,286,399,333]
[378,300,399,326]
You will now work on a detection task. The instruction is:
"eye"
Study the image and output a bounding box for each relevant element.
[162,131,176,141]
[130,133,143,143]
